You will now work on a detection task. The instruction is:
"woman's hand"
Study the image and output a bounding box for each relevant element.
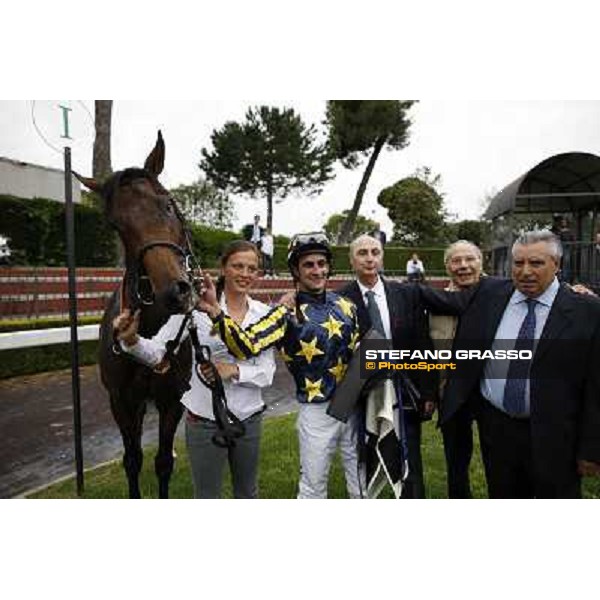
[112,308,140,347]
[195,272,222,318]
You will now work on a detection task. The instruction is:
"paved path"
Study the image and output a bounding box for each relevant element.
[0,357,296,498]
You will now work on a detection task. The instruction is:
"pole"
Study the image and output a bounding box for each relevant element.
[64,146,84,495]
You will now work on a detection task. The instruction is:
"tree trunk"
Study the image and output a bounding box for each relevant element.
[266,189,273,232]
[338,134,386,244]
[93,100,113,181]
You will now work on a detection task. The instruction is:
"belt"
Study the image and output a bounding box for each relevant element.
[186,406,265,424]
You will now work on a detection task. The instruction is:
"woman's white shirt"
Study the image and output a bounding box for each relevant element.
[121,297,276,421]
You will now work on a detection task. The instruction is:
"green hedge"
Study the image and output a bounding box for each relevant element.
[0,315,101,333]
[0,194,117,266]
[272,244,446,274]
[0,193,445,273]
[188,223,239,267]
[0,340,99,379]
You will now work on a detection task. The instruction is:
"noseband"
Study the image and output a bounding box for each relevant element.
[130,240,196,309]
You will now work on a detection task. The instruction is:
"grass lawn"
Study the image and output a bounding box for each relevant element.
[29,414,600,499]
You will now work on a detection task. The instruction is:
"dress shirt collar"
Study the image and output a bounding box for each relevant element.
[221,295,264,318]
[357,276,384,300]
[510,276,560,308]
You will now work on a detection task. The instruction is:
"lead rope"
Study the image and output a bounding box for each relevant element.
[188,320,245,448]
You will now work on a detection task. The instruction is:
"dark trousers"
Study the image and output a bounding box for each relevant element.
[477,398,581,499]
[401,411,425,499]
[442,407,474,498]
[262,253,273,276]
[441,394,491,498]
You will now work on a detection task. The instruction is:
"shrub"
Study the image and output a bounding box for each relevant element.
[0,340,99,379]
[0,315,101,333]
[0,195,117,266]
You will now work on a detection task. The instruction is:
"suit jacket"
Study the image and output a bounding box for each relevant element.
[339,278,438,407]
[242,223,264,243]
[419,277,600,488]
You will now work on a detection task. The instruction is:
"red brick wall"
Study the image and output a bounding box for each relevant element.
[0,267,449,320]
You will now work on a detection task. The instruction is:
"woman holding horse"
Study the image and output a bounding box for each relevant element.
[113,240,276,499]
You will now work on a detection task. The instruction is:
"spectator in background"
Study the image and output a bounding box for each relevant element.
[593,231,600,280]
[551,214,575,283]
[261,227,274,278]
[244,214,264,250]
[406,253,425,283]
[0,234,11,266]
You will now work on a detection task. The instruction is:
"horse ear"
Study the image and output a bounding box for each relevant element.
[72,171,102,193]
[144,130,165,176]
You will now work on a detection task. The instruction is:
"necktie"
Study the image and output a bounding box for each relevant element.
[365,290,386,337]
[503,298,537,416]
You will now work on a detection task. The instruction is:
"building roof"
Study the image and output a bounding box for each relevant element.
[484,152,600,219]
[0,156,67,175]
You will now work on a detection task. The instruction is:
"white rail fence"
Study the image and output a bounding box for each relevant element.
[0,325,100,351]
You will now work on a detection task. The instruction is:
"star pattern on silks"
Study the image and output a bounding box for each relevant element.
[296,336,325,364]
[304,376,325,402]
[336,296,355,318]
[328,357,347,384]
[321,314,343,339]
[279,347,293,363]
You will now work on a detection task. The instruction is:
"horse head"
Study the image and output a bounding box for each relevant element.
[75,131,195,314]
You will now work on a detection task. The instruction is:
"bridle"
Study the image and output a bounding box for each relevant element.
[108,173,202,312]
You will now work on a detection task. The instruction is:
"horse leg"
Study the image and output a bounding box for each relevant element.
[110,391,146,499]
[155,396,185,499]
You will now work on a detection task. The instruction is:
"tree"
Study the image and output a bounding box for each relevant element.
[93,100,112,181]
[326,100,416,243]
[200,105,333,231]
[170,179,234,229]
[444,219,491,248]
[323,210,378,244]
[378,167,447,245]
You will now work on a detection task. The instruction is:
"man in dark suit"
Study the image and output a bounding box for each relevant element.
[242,215,264,250]
[339,234,438,498]
[429,239,486,498]
[420,229,600,498]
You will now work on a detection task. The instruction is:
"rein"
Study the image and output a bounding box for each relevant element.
[187,320,246,448]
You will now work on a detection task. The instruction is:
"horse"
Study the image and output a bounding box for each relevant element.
[75,131,196,498]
